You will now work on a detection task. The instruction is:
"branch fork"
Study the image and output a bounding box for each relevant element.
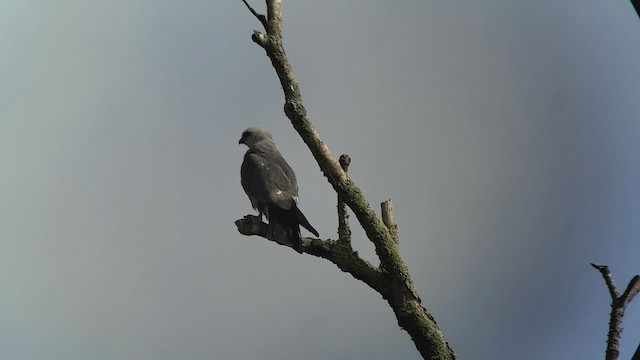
[591,263,640,360]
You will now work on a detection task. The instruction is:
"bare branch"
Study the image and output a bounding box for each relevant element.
[240,0,268,30]
[632,0,640,19]
[592,263,620,300]
[632,342,640,360]
[235,215,387,294]
[592,263,640,360]
[258,0,412,295]
[266,0,282,36]
[621,275,640,306]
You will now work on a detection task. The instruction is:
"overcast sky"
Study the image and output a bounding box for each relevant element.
[2,1,640,359]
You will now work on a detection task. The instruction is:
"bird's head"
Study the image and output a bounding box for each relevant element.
[239,128,274,148]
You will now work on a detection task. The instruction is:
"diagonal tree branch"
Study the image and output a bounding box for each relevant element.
[591,263,640,360]
[620,275,640,307]
[238,1,456,359]
[632,342,640,360]
[632,0,640,19]
[244,0,417,293]
[240,0,268,30]
[266,0,282,36]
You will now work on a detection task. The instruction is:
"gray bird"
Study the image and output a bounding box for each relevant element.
[239,128,319,252]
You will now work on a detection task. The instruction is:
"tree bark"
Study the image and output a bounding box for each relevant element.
[591,263,640,360]
[236,1,456,359]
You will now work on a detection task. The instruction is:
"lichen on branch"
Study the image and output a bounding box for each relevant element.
[235,1,456,359]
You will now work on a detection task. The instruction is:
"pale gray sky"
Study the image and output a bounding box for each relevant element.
[2,1,640,359]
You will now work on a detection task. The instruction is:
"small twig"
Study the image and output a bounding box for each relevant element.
[381,199,398,244]
[620,275,640,306]
[251,30,269,48]
[337,154,351,242]
[240,0,268,30]
[591,263,620,300]
[591,263,640,360]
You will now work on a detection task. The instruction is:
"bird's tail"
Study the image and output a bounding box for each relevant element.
[292,203,319,238]
[267,203,319,253]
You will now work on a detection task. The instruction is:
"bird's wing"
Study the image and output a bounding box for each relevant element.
[240,152,264,210]
[241,151,297,210]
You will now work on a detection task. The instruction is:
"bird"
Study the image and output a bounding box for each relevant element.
[239,128,319,253]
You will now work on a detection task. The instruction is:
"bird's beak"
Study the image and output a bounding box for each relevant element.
[239,133,248,145]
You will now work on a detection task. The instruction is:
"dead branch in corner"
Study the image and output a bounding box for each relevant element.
[591,263,640,360]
